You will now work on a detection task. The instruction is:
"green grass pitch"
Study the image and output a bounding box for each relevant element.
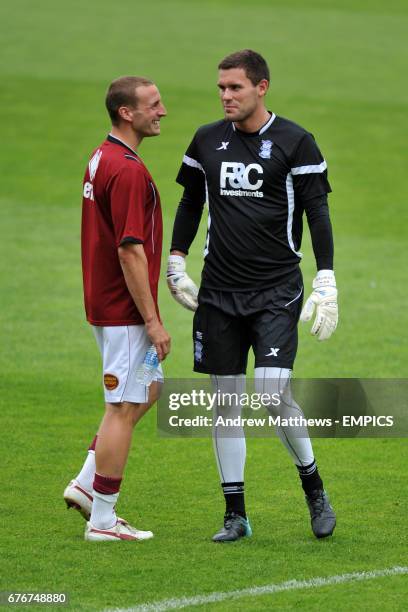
[0,0,407,610]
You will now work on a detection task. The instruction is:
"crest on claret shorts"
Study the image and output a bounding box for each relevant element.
[259,140,273,159]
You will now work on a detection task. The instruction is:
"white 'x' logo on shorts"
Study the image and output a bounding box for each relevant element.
[265,348,280,357]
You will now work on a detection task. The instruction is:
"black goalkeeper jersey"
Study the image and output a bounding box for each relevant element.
[176,113,332,291]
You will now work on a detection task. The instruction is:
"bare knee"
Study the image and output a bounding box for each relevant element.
[129,382,163,426]
[105,401,141,423]
[148,381,162,407]
[104,382,162,427]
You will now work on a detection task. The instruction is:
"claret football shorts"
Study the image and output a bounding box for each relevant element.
[92,325,163,404]
[193,271,304,375]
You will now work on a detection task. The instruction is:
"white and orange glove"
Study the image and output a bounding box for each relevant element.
[300,270,338,341]
[167,255,198,311]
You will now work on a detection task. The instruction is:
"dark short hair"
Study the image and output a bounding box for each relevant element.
[218,50,270,85]
[105,76,154,125]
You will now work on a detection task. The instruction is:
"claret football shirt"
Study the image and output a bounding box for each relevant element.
[82,134,163,325]
[176,113,331,290]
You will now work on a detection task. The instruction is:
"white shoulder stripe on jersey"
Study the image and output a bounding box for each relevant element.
[182,154,208,201]
[182,154,209,211]
[181,152,210,254]
[183,154,204,173]
[285,173,303,258]
[291,160,327,175]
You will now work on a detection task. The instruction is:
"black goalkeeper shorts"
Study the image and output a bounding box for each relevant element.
[193,271,304,375]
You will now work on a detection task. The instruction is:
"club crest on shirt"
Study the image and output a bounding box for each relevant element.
[259,140,273,159]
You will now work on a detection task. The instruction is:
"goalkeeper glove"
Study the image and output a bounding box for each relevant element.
[167,255,198,311]
[300,270,338,341]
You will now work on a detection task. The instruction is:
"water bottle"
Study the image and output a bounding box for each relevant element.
[136,344,159,386]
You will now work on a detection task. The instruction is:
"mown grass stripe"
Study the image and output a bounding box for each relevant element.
[106,566,408,612]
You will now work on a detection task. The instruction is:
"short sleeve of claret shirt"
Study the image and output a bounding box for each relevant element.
[176,133,206,201]
[109,165,148,247]
[291,133,332,202]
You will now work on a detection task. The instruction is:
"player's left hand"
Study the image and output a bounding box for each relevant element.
[300,270,338,341]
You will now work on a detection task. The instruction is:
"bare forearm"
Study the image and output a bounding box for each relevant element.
[118,243,171,360]
[118,246,158,324]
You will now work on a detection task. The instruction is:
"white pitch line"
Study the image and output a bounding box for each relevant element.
[105,566,408,612]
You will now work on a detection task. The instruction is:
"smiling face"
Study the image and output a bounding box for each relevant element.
[217,67,268,125]
[127,84,167,138]
[116,84,167,139]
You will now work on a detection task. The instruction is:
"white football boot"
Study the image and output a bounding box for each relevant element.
[63,479,93,520]
[85,518,154,542]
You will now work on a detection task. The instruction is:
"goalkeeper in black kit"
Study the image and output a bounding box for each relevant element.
[167,50,338,542]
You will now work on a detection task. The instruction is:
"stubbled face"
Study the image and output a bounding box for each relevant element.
[217,68,267,123]
[128,84,167,137]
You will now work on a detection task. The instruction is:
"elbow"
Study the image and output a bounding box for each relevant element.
[117,243,144,265]
[117,245,129,263]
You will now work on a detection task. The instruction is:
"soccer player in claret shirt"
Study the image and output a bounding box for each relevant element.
[63,76,171,541]
[167,50,337,542]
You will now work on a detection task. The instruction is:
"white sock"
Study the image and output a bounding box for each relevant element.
[90,491,118,530]
[255,367,315,466]
[75,450,95,492]
[211,374,246,483]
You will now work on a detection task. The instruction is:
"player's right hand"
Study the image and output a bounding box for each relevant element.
[145,319,171,361]
[167,255,199,311]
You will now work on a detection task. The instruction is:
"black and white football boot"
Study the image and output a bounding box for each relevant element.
[212,512,252,543]
[305,489,336,538]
